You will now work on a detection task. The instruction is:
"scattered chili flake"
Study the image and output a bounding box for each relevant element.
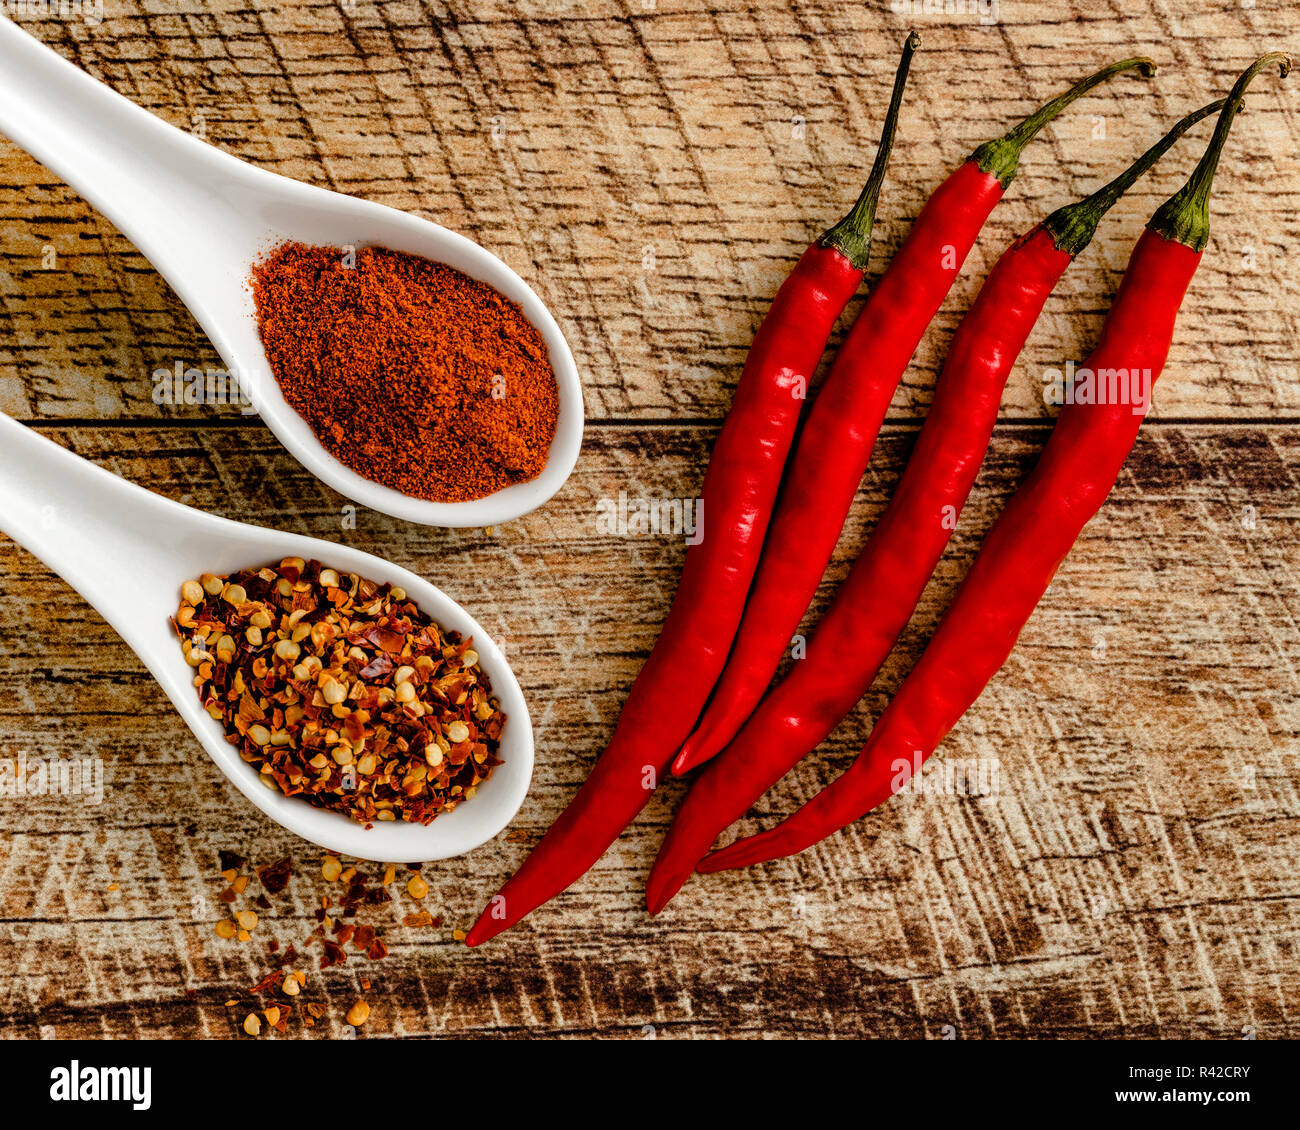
[251,968,282,995]
[219,851,246,872]
[320,940,347,970]
[407,874,429,900]
[258,857,292,894]
[211,849,420,1034]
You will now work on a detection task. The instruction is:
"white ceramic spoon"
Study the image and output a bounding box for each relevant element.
[0,15,583,528]
[0,412,534,860]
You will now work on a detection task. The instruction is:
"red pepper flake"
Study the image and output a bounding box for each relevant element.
[251,968,281,995]
[218,851,246,872]
[367,939,388,961]
[359,654,393,680]
[258,857,292,894]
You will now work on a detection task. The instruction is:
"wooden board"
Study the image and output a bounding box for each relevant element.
[0,1,1298,1039]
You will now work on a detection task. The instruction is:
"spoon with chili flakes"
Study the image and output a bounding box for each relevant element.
[0,412,534,860]
[0,16,583,528]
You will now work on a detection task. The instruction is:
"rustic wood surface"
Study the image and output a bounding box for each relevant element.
[0,1,1298,1039]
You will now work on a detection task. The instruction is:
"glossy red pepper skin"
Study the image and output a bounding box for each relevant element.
[465,33,925,945]
[647,225,1071,908]
[672,55,1158,776]
[700,229,1202,873]
[673,159,1006,773]
[464,244,865,945]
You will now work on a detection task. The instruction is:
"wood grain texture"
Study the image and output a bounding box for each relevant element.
[0,0,1297,1040]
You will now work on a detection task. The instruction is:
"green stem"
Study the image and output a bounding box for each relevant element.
[1043,99,1226,258]
[1149,52,1292,251]
[820,31,920,272]
[972,56,1156,188]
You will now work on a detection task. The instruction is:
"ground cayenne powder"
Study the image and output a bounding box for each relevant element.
[251,242,559,503]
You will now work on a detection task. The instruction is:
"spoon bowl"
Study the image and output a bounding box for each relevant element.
[0,15,583,528]
[0,413,534,860]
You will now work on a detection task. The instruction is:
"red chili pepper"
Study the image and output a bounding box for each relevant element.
[646,96,1225,912]
[464,35,921,945]
[697,53,1291,876]
[671,56,1157,776]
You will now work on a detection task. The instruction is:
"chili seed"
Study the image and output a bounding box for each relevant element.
[346,1000,370,1026]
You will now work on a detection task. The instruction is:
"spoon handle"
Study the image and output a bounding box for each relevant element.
[0,412,187,651]
[0,16,256,277]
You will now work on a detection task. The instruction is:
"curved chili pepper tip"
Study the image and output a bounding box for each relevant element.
[818,30,919,272]
[1148,51,1291,252]
[1042,97,1226,258]
[696,834,779,873]
[646,883,673,917]
[970,56,1156,188]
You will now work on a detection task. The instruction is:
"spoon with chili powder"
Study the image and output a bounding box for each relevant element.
[0,410,536,860]
[0,17,582,527]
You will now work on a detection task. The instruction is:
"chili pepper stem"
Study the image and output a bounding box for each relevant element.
[971,56,1156,188]
[1148,53,1292,251]
[819,31,919,272]
[1043,98,1227,258]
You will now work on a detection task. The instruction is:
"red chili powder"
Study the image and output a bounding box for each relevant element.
[251,242,559,504]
